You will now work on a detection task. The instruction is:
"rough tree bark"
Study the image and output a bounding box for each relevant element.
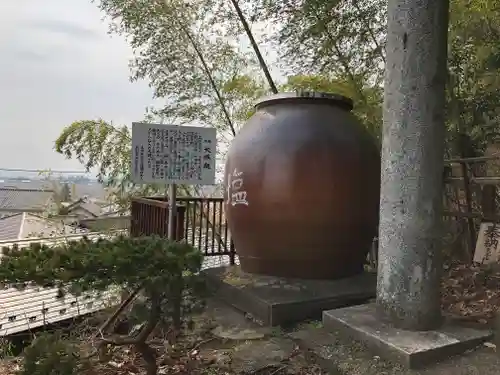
[376,0,451,330]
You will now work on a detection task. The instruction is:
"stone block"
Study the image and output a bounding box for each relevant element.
[202,266,376,326]
[323,303,493,368]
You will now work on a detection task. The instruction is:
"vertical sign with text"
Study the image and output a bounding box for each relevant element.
[474,222,500,264]
[131,123,217,185]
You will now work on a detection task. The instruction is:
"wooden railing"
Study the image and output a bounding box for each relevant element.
[130,197,186,240]
[368,156,500,266]
[130,196,235,263]
[442,155,500,260]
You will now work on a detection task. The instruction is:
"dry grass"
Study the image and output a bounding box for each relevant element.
[0,309,328,375]
[442,261,500,325]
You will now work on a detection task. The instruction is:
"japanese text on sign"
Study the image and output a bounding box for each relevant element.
[131,123,217,185]
[474,222,500,264]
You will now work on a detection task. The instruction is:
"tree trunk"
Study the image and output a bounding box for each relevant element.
[376,0,451,330]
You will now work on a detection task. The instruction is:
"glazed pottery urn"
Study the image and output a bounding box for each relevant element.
[224,92,380,279]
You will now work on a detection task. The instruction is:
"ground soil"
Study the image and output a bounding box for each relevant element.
[2,261,500,374]
[442,261,500,327]
[0,299,328,375]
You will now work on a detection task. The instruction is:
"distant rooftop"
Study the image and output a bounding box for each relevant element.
[0,180,53,191]
[0,179,109,206]
[0,213,23,241]
[70,183,108,202]
[0,188,53,212]
[64,198,103,217]
[0,212,86,241]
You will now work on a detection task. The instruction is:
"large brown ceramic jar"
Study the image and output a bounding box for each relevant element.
[224,92,380,279]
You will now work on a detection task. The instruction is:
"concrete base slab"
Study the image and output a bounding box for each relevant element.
[202,266,376,326]
[323,303,493,369]
[291,325,500,375]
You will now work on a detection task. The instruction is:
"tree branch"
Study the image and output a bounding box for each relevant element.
[229,0,278,94]
[351,0,386,63]
[97,290,162,374]
[161,0,236,137]
[92,284,143,340]
[137,292,163,343]
[317,11,368,103]
[179,23,237,137]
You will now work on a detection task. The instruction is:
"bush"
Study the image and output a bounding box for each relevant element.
[0,235,206,375]
[19,333,89,375]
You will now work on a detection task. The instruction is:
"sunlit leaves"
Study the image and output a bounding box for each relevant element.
[253,0,386,82]
[96,0,255,132]
[253,0,500,155]
[54,119,166,209]
[447,0,500,153]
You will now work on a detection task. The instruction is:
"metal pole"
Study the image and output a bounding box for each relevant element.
[168,184,177,240]
[377,0,450,330]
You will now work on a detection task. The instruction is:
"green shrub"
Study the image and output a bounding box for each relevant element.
[0,235,206,375]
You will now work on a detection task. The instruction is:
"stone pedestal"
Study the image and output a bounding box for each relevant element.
[202,266,376,326]
[323,304,492,369]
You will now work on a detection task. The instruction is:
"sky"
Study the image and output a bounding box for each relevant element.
[0,0,155,172]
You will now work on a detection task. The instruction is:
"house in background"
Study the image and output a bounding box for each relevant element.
[0,180,114,338]
[0,179,134,235]
[0,187,54,217]
[54,197,130,230]
[79,214,130,232]
[69,183,109,205]
[0,212,86,241]
[60,198,103,219]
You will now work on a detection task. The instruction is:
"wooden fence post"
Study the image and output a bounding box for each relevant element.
[460,161,476,260]
[482,184,497,219]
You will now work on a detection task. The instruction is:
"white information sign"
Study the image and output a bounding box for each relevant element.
[131,122,217,185]
[474,222,500,264]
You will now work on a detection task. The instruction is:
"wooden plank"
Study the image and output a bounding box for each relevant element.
[458,162,476,260]
[445,177,500,185]
[444,155,500,164]
[482,185,497,217]
[443,210,500,222]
